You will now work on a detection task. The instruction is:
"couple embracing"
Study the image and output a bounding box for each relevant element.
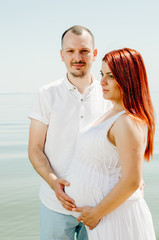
[28,25,156,239]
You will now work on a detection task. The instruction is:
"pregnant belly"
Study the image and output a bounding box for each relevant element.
[65,174,104,208]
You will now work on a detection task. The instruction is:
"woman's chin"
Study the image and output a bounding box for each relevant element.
[103,93,110,100]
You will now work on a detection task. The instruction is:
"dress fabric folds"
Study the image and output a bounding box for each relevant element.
[65,111,156,240]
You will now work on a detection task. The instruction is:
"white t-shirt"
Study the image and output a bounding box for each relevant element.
[29,76,112,214]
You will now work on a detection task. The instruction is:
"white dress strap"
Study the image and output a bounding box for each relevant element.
[106,110,126,128]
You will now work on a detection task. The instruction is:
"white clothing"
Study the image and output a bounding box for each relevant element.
[65,111,156,239]
[28,76,111,214]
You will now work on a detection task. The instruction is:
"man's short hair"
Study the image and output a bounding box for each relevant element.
[61,25,95,48]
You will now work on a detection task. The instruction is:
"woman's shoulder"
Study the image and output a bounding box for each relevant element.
[112,113,147,142]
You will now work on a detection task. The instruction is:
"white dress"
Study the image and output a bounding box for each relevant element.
[65,111,156,240]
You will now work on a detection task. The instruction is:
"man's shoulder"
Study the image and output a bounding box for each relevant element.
[40,78,65,92]
[93,78,113,110]
[93,78,101,88]
[93,79,103,93]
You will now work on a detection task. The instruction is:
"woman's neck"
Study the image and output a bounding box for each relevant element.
[110,101,124,113]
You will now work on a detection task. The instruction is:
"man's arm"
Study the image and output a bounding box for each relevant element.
[28,119,75,210]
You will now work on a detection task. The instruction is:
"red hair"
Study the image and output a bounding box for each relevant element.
[103,48,155,162]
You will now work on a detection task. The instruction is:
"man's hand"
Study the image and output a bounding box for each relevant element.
[53,178,76,211]
[73,206,100,230]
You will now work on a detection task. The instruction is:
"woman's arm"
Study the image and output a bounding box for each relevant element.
[74,114,146,229]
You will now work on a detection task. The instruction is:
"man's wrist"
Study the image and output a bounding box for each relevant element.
[48,173,58,191]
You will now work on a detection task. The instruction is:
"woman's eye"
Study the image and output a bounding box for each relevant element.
[109,75,114,79]
[100,71,103,77]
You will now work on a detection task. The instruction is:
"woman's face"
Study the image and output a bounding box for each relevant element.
[100,61,121,103]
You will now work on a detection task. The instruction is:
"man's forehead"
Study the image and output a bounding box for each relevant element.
[62,31,93,49]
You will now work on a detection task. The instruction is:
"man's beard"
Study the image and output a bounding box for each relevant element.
[70,61,86,78]
[70,71,86,78]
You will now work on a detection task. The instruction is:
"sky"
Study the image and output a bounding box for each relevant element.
[0,0,159,93]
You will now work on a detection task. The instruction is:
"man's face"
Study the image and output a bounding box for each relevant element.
[60,31,97,78]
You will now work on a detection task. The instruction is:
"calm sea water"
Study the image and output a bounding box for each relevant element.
[0,92,159,240]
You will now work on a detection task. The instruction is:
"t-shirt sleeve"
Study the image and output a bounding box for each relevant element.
[28,88,50,125]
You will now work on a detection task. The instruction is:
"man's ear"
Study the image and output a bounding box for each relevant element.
[93,48,97,61]
[60,49,64,62]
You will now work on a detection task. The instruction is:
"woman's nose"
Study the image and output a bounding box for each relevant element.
[100,77,107,86]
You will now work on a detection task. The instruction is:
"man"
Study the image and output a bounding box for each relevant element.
[28,25,112,239]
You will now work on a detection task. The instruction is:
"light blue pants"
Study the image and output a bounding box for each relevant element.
[40,203,88,240]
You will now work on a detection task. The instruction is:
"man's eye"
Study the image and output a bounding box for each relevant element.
[82,50,88,53]
[67,50,73,53]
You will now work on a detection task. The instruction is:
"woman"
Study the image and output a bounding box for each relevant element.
[65,48,156,239]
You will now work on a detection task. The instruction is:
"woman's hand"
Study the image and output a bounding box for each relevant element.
[73,206,100,230]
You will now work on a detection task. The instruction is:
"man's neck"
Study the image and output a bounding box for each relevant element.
[67,73,93,95]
